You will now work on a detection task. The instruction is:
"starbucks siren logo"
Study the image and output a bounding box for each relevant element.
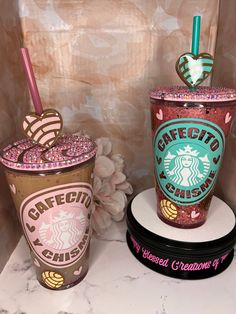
[154,118,225,205]
[165,145,210,187]
[20,183,92,268]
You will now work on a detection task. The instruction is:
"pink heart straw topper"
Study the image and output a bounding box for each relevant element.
[20,48,62,148]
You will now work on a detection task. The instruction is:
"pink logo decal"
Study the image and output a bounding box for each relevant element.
[20,183,92,268]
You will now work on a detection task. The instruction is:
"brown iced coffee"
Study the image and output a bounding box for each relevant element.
[0,134,96,290]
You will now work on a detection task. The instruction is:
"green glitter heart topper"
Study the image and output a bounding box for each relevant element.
[176,16,214,90]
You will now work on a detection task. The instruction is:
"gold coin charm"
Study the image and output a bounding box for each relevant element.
[41,271,64,289]
[160,199,178,220]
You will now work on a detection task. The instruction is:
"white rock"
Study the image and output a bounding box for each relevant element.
[103,191,127,216]
[95,141,104,157]
[116,181,133,195]
[90,137,133,235]
[93,176,102,194]
[112,211,125,222]
[98,180,116,196]
[91,207,112,235]
[95,138,112,156]
[111,171,126,185]
[93,156,115,178]
[101,138,112,156]
[111,154,124,172]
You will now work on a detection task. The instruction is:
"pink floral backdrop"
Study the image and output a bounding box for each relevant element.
[0,0,28,271]
[17,0,219,192]
[213,0,236,210]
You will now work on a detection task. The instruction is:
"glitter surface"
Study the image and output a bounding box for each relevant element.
[0,134,96,172]
[150,86,236,102]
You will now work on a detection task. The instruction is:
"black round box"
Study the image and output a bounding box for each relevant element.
[126,188,236,280]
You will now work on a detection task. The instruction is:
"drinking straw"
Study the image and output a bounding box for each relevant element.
[191,15,201,55]
[20,48,43,115]
[188,15,201,91]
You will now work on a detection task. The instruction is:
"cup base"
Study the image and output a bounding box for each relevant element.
[126,188,236,280]
[38,269,89,291]
[157,214,206,229]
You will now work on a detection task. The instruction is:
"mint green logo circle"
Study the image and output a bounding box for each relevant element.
[153,118,225,206]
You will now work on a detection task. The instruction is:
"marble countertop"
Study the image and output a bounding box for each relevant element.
[0,220,236,314]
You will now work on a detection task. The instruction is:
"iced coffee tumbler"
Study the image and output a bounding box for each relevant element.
[150,86,236,228]
[0,134,96,290]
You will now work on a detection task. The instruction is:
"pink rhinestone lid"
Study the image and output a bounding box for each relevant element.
[0,134,96,172]
[150,86,236,102]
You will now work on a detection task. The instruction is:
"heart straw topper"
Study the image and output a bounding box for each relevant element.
[20,48,63,148]
[176,16,214,89]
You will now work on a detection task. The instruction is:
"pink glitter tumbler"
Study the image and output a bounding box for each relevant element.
[0,134,96,290]
[150,86,236,228]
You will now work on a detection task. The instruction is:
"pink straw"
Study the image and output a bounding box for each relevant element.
[20,48,43,115]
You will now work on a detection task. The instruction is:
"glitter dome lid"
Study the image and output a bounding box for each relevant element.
[150,86,236,102]
[0,134,96,172]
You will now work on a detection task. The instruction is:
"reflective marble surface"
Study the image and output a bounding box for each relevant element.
[0,220,236,314]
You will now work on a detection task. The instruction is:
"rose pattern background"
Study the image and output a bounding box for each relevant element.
[0,0,28,272]
[16,0,219,192]
[3,0,236,271]
[213,0,236,212]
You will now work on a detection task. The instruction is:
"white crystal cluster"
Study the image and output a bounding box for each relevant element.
[91,138,133,235]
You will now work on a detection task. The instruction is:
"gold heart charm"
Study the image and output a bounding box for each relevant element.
[176,52,214,88]
[22,109,63,148]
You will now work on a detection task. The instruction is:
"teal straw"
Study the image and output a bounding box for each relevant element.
[191,16,201,55]
[189,16,201,91]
